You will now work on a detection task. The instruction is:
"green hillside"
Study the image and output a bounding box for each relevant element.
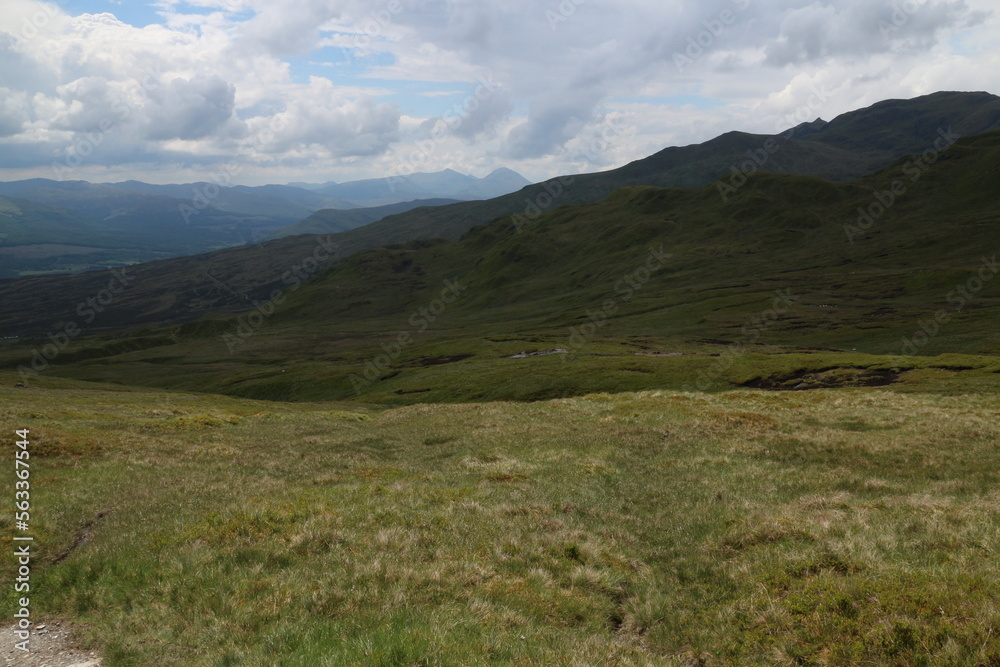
[3,95,1000,667]
[0,195,103,246]
[3,91,997,328]
[6,131,999,405]
[307,91,1000,257]
[267,199,462,239]
[0,180,315,277]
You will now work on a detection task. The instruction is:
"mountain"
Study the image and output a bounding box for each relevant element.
[107,180,316,219]
[4,129,999,401]
[0,169,525,278]
[231,184,358,211]
[266,130,1000,352]
[454,168,534,199]
[267,199,463,239]
[108,180,357,215]
[299,91,1000,257]
[790,90,1000,154]
[0,195,102,246]
[286,181,338,191]
[0,195,125,279]
[0,179,321,277]
[2,92,999,339]
[312,168,531,207]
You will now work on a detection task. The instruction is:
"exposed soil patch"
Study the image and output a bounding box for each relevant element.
[505,349,568,359]
[53,512,106,565]
[394,387,431,395]
[929,365,977,372]
[2,621,101,666]
[742,367,902,391]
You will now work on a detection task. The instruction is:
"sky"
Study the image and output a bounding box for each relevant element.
[0,0,998,186]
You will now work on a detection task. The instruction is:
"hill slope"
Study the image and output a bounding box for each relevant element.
[4,131,1000,403]
[267,199,462,240]
[267,130,1000,350]
[1,92,998,339]
[311,90,1000,253]
[0,179,319,276]
[314,168,531,207]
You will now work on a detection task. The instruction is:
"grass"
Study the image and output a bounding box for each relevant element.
[3,104,1000,665]
[2,373,999,665]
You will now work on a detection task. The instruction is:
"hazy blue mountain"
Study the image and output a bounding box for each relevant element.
[107,180,316,219]
[313,168,531,207]
[0,179,306,276]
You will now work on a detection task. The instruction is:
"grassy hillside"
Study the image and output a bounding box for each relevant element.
[0,195,175,279]
[2,376,998,665]
[2,91,998,328]
[0,233,344,336]
[0,180,314,277]
[4,131,1000,403]
[299,91,1000,256]
[267,199,462,240]
[0,196,105,247]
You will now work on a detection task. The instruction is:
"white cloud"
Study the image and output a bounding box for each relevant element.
[144,74,241,141]
[0,0,996,185]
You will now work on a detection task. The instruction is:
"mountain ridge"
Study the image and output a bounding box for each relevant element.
[2,91,999,340]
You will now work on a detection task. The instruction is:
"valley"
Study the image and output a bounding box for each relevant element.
[2,90,999,665]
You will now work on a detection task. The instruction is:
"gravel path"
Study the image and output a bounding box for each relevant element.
[1,621,101,667]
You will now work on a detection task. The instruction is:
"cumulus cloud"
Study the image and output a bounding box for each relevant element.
[144,74,241,141]
[267,84,400,157]
[761,0,987,66]
[0,0,997,184]
[0,88,30,137]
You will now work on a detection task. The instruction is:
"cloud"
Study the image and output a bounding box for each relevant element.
[144,74,241,141]
[263,78,399,157]
[0,0,997,185]
[0,87,30,137]
[761,0,986,67]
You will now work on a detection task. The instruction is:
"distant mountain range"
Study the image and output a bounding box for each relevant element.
[319,91,1000,254]
[0,168,530,278]
[2,91,999,341]
[4,126,1000,400]
[288,168,530,207]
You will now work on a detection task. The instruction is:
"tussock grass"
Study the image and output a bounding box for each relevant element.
[1,376,999,664]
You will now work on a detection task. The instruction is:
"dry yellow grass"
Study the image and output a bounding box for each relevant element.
[1,373,998,665]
